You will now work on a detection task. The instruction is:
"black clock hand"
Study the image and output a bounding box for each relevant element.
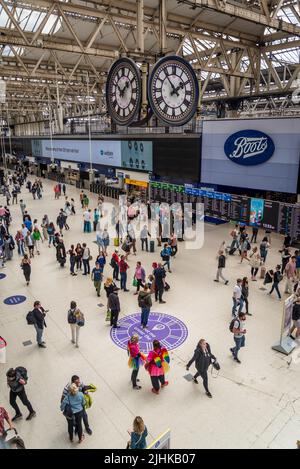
[171,81,184,96]
[120,80,129,98]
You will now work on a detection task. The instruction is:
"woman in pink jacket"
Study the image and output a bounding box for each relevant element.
[127,334,145,390]
[145,340,170,395]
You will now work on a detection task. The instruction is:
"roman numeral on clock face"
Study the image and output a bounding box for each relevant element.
[156,95,164,105]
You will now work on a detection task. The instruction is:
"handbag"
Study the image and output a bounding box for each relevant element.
[63,395,73,421]
[89,255,93,261]
[212,360,220,371]
[105,310,111,321]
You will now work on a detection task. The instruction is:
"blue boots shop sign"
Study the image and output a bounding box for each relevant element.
[224,130,275,166]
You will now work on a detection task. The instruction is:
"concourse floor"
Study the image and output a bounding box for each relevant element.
[0,177,300,449]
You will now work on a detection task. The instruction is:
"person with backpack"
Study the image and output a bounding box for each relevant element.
[6,367,36,421]
[21,254,31,286]
[140,225,150,252]
[251,225,259,243]
[214,245,229,285]
[138,285,152,329]
[56,238,66,267]
[145,340,170,395]
[47,222,56,247]
[32,300,47,348]
[68,301,84,348]
[91,262,103,297]
[230,312,247,364]
[127,416,148,449]
[268,265,283,299]
[127,334,146,390]
[60,383,85,443]
[93,208,100,232]
[83,209,92,233]
[57,209,66,235]
[229,224,239,253]
[186,339,217,398]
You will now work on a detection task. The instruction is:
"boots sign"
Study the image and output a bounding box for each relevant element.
[224,130,275,166]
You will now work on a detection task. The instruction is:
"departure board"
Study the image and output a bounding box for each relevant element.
[290,206,300,240]
[228,195,250,224]
[277,203,293,235]
[262,200,279,231]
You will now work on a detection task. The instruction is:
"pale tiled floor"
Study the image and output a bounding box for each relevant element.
[0,177,300,449]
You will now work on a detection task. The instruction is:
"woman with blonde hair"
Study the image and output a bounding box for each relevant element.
[127,416,148,449]
[60,383,85,443]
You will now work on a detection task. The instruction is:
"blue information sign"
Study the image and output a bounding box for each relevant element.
[4,295,27,305]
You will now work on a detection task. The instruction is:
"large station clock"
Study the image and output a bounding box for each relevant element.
[106,58,141,126]
[148,55,199,126]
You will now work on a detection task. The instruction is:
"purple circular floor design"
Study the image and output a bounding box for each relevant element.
[110,312,188,353]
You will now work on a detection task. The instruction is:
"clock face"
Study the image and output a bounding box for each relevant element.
[106,58,141,126]
[148,55,199,126]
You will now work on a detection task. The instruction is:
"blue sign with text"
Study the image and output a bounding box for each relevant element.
[224,129,275,166]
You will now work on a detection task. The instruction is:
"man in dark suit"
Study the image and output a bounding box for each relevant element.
[32,300,47,348]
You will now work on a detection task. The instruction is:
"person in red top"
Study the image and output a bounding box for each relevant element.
[127,334,145,390]
[111,249,120,281]
[119,255,129,292]
[0,407,14,437]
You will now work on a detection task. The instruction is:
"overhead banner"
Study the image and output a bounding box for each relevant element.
[201,118,300,193]
[31,139,122,167]
[121,140,153,171]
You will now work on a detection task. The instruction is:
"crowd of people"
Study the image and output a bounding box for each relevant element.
[1,164,300,449]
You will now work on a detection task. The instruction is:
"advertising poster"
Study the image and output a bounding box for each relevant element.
[249,198,264,226]
[283,296,294,334]
[121,140,153,171]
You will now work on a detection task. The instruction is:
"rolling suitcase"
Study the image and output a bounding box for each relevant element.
[150,240,155,253]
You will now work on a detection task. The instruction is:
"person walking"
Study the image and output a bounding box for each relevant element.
[127,334,146,390]
[0,406,14,438]
[232,278,243,317]
[230,312,247,364]
[145,340,170,395]
[61,375,93,436]
[241,277,251,316]
[186,339,216,398]
[56,238,66,267]
[32,300,47,348]
[108,288,121,328]
[268,265,283,300]
[284,256,297,294]
[60,383,85,443]
[138,285,152,329]
[134,261,146,295]
[25,232,34,258]
[91,262,103,297]
[153,263,166,304]
[249,246,261,280]
[82,243,91,276]
[67,301,85,348]
[19,199,26,217]
[102,228,110,255]
[21,254,31,286]
[6,367,36,421]
[41,215,49,241]
[240,235,250,263]
[127,417,148,449]
[57,210,66,235]
[229,224,239,253]
[62,183,66,196]
[214,245,229,285]
[68,245,77,276]
[119,255,129,292]
[281,247,291,274]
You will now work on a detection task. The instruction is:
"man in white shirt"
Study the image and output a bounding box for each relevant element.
[21,224,29,239]
[232,278,243,316]
[83,209,92,233]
